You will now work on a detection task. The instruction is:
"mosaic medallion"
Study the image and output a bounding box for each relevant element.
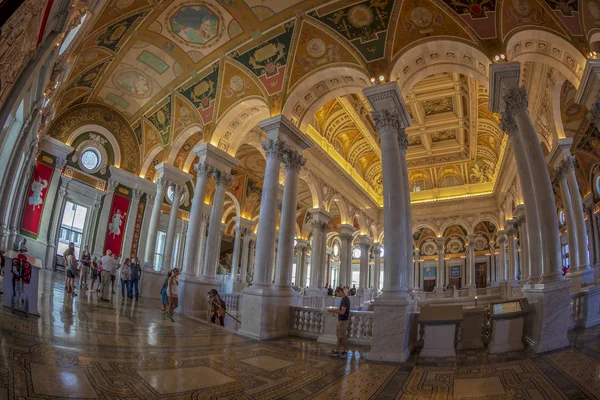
[113,70,152,98]
[169,3,223,47]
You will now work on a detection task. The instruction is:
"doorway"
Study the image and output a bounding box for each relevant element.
[475,262,487,288]
[57,200,88,258]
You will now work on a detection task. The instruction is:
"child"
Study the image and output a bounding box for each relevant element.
[89,256,98,291]
[160,271,172,312]
[65,254,77,297]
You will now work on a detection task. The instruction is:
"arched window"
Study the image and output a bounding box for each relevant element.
[59,14,87,55]
[439,175,463,188]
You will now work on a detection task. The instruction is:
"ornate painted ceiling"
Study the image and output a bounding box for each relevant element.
[53,0,597,207]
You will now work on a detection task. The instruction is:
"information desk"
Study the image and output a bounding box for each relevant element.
[487,298,529,353]
[2,250,42,316]
[419,305,464,357]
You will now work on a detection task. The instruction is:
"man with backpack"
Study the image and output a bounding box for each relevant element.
[209,289,226,326]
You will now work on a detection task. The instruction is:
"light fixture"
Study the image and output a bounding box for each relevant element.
[370,77,376,83]
[500,54,505,60]
[494,55,500,61]
[379,75,385,82]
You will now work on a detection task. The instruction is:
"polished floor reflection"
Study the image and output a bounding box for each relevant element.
[1,272,600,399]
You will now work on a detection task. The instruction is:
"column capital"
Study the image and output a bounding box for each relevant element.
[358,234,372,248]
[504,219,517,235]
[233,216,253,230]
[372,242,383,251]
[295,238,309,249]
[466,233,477,246]
[500,110,518,135]
[497,230,507,243]
[258,114,312,152]
[435,236,444,251]
[282,149,306,173]
[194,161,214,179]
[106,178,118,193]
[547,137,575,168]
[338,223,356,238]
[362,82,411,127]
[397,128,409,151]
[39,136,73,164]
[513,204,526,220]
[261,139,285,161]
[193,143,239,174]
[55,157,68,170]
[503,86,529,116]
[213,170,233,187]
[489,61,521,113]
[132,188,143,201]
[308,208,331,224]
[155,162,193,187]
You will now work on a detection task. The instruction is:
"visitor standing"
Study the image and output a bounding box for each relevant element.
[328,286,350,358]
[160,271,171,312]
[79,245,91,290]
[166,268,179,322]
[62,242,75,289]
[100,250,118,301]
[65,252,77,297]
[89,256,98,292]
[209,289,225,326]
[350,285,356,296]
[129,257,141,301]
[120,258,131,300]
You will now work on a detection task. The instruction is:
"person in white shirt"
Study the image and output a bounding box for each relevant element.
[100,250,119,301]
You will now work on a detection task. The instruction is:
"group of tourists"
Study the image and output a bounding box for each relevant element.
[61,243,142,302]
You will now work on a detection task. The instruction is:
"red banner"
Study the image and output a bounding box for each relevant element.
[20,161,54,236]
[103,193,131,258]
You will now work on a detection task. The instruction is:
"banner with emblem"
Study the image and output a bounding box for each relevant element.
[103,188,131,258]
[20,160,54,237]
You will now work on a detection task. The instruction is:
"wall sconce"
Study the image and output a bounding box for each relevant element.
[493,54,506,63]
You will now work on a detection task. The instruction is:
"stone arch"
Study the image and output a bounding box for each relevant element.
[368,223,378,242]
[439,220,469,237]
[224,191,241,219]
[140,145,164,179]
[46,103,140,174]
[589,32,600,52]
[352,212,367,234]
[222,204,237,224]
[470,217,500,235]
[412,223,439,237]
[298,172,321,209]
[66,124,122,168]
[281,66,370,132]
[506,30,586,89]
[167,124,204,165]
[326,193,349,224]
[210,98,270,156]
[391,40,490,93]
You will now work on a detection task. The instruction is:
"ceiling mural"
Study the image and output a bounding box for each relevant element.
[48,0,596,212]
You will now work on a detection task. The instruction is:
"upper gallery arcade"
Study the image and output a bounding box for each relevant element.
[2,0,600,360]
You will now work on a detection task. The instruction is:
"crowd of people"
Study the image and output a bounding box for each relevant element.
[61,243,142,302]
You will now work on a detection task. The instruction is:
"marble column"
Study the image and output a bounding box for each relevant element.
[435,237,445,292]
[583,202,597,268]
[373,243,382,292]
[307,209,329,295]
[144,178,167,268]
[505,220,518,286]
[182,162,212,276]
[202,171,231,281]
[294,239,308,287]
[195,213,209,277]
[489,240,496,285]
[137,193,154,262]
[563,156,592,275]
[358,235,371,291]
[338,224,355,287]
[248,234,256,281]
[467,234,476,288]
[364,82,414,362]
[45,175,71,270]
[498,79,561,283]
[274,149,306,290]
[121,189,143,259]
[496,231,507,284]
[162,184,184,271]
[500,113,543,283]
[515,212,530,283]
[239,227,252,286]
[556,164,580,269]
[413,249,420,290]
[230,220,243,282]
[248,139,283,288]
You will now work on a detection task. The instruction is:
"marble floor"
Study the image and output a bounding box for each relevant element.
[1,272,600,399]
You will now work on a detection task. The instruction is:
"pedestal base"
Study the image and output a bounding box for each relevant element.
[573,284,600,328]
[523,280,571,353]
[457,308,486,350]
[420,324,458,357]
[237,287,294,340]
[368,295,416,363]
[488,317,524,353]
[178,275,223,318]
[566,268,595,293]
[317,313,338,345]
[140,268,167,300]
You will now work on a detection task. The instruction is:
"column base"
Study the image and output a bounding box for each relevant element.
[140,268,167,300]
[467,284,477,297]
[434,287,445,299]
[368,295,416,363]
[238,287,294,341]
[566,267,595,293]
[522,280,571,353]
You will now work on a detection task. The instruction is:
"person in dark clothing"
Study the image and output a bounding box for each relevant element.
[327,285,333,296]
[328,286,350,358]
[349,285,356,296]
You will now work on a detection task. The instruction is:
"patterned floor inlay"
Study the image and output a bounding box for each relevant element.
[1,272,600,399]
